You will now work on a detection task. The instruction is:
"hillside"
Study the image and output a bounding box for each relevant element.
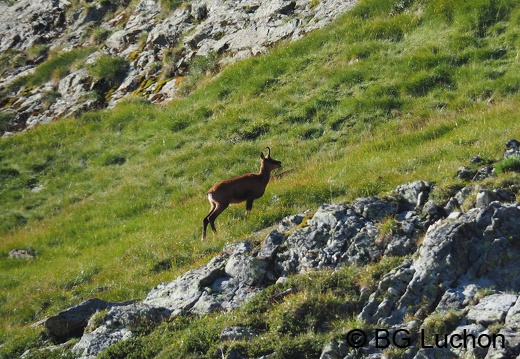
[1,0,520,357]
[0,0,354,134]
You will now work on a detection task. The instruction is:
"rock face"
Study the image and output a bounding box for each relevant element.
[0,0,357,135]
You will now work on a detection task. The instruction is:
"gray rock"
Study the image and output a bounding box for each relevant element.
[72,303,163,359]
[467,294,518,327]
[320,338,348,359]
[454,185,475,208]
[435,284,479,311]
[45,178,520,358]
[8,248,36,259]
[457,166,477,180]
[448,324,488,358]
[504,139,520,158]
[143,254,228,312]
[485,296,520,358]
[225,254,267,286]
[44,298,133,340]
[358,200,520,337]
[352,196,398,221]
[393,181,432,210]
[258,230,286,260]
[220,326,259,341]
[0,0,359,134]
[476,189,516,208]
[309,203,347,229]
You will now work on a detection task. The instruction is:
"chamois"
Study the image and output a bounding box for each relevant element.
[202,147,282,240]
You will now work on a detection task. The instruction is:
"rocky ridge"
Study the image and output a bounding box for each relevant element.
[0,0,357,135]
[32,144,520,359]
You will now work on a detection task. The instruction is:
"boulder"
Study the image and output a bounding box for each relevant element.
[393,180,432,210]
[8,249,36,259]
[504,139,520,159]
[43,298,133,340]
[73,303,163,358]
[467,294,518,327]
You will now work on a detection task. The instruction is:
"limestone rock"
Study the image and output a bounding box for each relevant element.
[8,248,36,259]
[220,326,259,341]
[0,0,358,134]
[467,294,518,327]
[43,298,133,340]
[504,139,520,159]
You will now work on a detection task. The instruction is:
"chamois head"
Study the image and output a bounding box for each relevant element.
[202,147,282,240]
[260,147,282,172]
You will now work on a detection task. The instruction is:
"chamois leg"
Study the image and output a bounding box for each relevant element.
[202,202,217,241]
[208,202,229,234]
[246,199,253,212]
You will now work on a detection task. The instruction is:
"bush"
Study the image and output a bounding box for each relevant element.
[88,55,130,87]
[495,156,520,174]
[0,111,15,132]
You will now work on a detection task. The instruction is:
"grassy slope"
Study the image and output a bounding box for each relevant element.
[1,0,520,356]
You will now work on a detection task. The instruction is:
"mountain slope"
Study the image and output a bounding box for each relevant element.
[0,0,355,133]
[1,0,520,357]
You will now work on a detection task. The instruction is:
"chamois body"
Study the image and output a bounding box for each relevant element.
[202,148,282,240]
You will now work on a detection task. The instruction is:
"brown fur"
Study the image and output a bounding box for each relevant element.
[202,147,282,240]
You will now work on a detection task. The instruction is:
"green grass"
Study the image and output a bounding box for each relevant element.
[88,55,130,87]
[3,47,97,96]
[98,257,402,359]
[495,155,520,174]
[1,0,520,356]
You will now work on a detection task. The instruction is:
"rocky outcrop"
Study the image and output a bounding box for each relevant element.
[45,188,517,358]
[36,143,520,358]
[56,181,428,358]
[324,199,520,359]
[0,0,357,135]
[42,298,135,341]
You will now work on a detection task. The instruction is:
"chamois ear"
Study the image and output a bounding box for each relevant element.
[260,147,271,160]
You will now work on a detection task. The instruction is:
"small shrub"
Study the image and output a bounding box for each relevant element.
[26,44,50,62]
[0,112,15,132]
[495,156,520,174]
[178,53,219,95]
[86,310,109,333]
[88,56,130,88]
[90,27,112,45]
[160,0,188,11]
[376,216,401,247]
